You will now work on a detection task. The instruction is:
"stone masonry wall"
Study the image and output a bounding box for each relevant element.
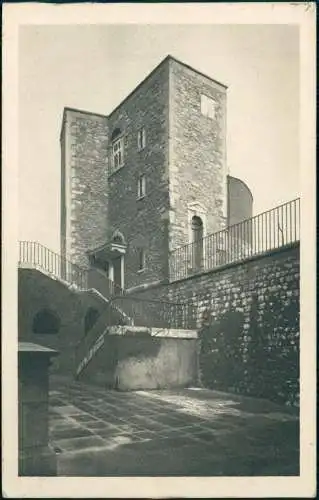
[61,109,109,269]
[107,61,170,289]
[18,268,109,375]
[60,58,229,283]
[80,332,198,391]
[134,244,300,406]
[19,269,83,374]
[168,58,228,252]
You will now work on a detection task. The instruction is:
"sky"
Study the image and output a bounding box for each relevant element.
[19,24,300,254]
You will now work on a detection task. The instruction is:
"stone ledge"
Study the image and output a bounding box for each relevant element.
[108,325,198,339]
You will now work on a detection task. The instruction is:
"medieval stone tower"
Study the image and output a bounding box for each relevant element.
[61,55,251,292]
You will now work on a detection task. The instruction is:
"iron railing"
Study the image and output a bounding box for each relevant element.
[169,198,300,282]
[19,241,88,289]
[109,296,197,330]
[19,241,127,298]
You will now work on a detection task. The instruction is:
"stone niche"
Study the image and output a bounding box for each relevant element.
[18,342,58,476]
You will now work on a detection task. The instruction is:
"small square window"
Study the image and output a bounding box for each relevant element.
[201,95,217,119]
[138,249,146,271]
[137,174,146,199]
[137,127,146,150]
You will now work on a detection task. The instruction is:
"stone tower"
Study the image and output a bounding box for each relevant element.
[60,56,231,291]
[168,57,228,251]
[60,108,109,269]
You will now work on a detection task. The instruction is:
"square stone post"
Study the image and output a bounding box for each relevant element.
[18,342,59,476]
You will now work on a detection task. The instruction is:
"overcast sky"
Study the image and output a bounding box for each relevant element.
[19,24,299,253]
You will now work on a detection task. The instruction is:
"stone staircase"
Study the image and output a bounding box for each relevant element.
[19,241,197,384]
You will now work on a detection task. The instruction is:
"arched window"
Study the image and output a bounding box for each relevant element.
[111,128,121,141]
[192,216,203,270]
[112,231,126,245]
[32,309,60,334]
[84,307,100,335]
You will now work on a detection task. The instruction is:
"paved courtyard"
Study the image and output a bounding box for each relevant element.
[49,377,299,476]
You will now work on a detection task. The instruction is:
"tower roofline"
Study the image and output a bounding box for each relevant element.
[60,107,108,142]
[60,55,228,140]
[108,54,228,119]
[108,55,171,119]
[167,55,228,90]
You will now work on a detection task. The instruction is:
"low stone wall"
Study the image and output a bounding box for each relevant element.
[80,327,198,391]
[134,244,300,406]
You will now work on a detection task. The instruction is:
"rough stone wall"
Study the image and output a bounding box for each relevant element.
[18,268,109,374]
[168,58,228,252]
[60,58,229,285]
[60,109,109,269]
[107,61,170,289]
[134,244,300,406]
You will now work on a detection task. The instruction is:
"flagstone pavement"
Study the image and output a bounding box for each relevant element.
[49,376,299,476]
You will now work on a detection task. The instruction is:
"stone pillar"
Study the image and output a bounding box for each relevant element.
[120,255,125,289]
[18,342,59,476]
[108,261,114,282]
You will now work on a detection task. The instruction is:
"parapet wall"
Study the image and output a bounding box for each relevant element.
[80,327,199,390]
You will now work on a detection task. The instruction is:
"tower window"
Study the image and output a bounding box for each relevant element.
[112,137,124,172]
[138,249,146,271]
[137,127,146,150]
[191,215,204,270]
[201,95,217,119]
[137,174,146,199]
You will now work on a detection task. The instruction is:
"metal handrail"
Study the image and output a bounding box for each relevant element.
[169,197,300,282]
[19,240,88,289]
[110,295,197,330]
[18,240,125,298]
[74,294,197,378]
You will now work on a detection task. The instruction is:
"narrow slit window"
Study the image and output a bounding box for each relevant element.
[137,127,146,150]
[138,249,146,271]
[137,174,146,199]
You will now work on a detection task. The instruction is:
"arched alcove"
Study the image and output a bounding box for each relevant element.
[84,307,100,335]
[32,309,60,334]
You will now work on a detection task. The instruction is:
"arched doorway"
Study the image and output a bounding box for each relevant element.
[87,230,126,295]
[192,215,203,269]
